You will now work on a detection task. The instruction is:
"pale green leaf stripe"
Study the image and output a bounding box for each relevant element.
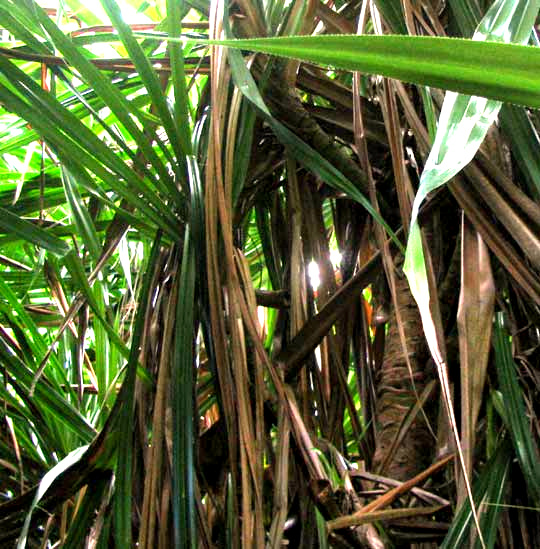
[0,206,70,256]
[185,34,540,108]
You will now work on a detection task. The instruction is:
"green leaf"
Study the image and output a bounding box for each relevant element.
[441,438,512,549]
[500,104,540,200]
[0,345,95,445]
[100,0,190,164]
[17,444,90,549]
[63,472,112,549]
[450,0,540,202]
[181,31,540,108]
[171,157,199,549]
[63,251,130,360]
[166,0,193,156]
[0,207,70,256]
[372,0,407,34]
[113,231,162,547]
[493,314,540,505]
[62,170,101,261]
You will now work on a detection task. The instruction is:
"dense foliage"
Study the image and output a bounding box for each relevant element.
[0,1,539,548]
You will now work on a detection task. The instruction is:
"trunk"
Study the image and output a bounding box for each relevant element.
[372,263,436,481]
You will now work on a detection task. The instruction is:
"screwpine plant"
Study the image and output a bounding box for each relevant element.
[0,1,540,548]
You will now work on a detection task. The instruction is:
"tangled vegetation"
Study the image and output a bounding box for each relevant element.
[0,1,540,548]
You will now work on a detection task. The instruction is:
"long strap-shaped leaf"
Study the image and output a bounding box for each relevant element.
[170,32,540,108]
